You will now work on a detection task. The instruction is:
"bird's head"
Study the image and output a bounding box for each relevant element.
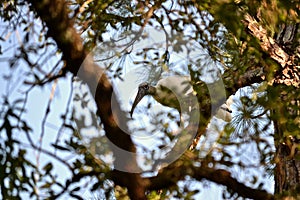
[130,82,156,118]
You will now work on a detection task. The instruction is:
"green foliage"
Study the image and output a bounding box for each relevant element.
[268,85,300,139]
[0,98,36,198]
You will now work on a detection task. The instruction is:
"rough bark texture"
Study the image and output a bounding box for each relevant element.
[274,23,300,196]
[244,13,300,196]
[243,14,300,88]
[274,93,300,196]
[274,137,300,194]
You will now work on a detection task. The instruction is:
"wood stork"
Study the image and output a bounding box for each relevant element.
[130,76,232,122]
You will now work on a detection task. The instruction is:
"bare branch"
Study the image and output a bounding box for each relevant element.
[148,155,274,200]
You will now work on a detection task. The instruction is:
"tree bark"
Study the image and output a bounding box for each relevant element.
[148,154,274,200]
[28,0,148,199]
[274,93,300,195]
[243,15,300,87]
[271,23,300,196]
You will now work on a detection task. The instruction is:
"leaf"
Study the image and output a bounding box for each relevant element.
[40,182,52,189]
[91,181,100,191]
[21,121,32,132]
[43,163,53,174]
[51,144,70,151]
[71,186,80,192]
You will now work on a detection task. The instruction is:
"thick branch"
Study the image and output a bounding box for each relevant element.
[148,156,274,200]
[243,14,299,87]
[224,67,265,95]
[194,167,274,200]
[243,14,290,68]
[28,0,148,199]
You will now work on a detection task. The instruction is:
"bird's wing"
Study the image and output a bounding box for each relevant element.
[154,76,194,112]
[154,84,181,110]
[157,76,193,96]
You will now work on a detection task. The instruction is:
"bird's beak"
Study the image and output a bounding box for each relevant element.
[130,88,147,118]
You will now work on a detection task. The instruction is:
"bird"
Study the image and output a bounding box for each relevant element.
[130,76,193,117]
[130,76,232,122]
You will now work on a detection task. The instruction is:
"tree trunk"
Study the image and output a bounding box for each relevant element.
[273,23,300,196]
[274,120,300,194]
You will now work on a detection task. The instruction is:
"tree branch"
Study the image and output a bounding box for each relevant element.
[243,14,290,68]
[28,0,148,199]
[194,167,274,200]
[225,67,265,95]
[243,14,300,87]
[148,155,274,200]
